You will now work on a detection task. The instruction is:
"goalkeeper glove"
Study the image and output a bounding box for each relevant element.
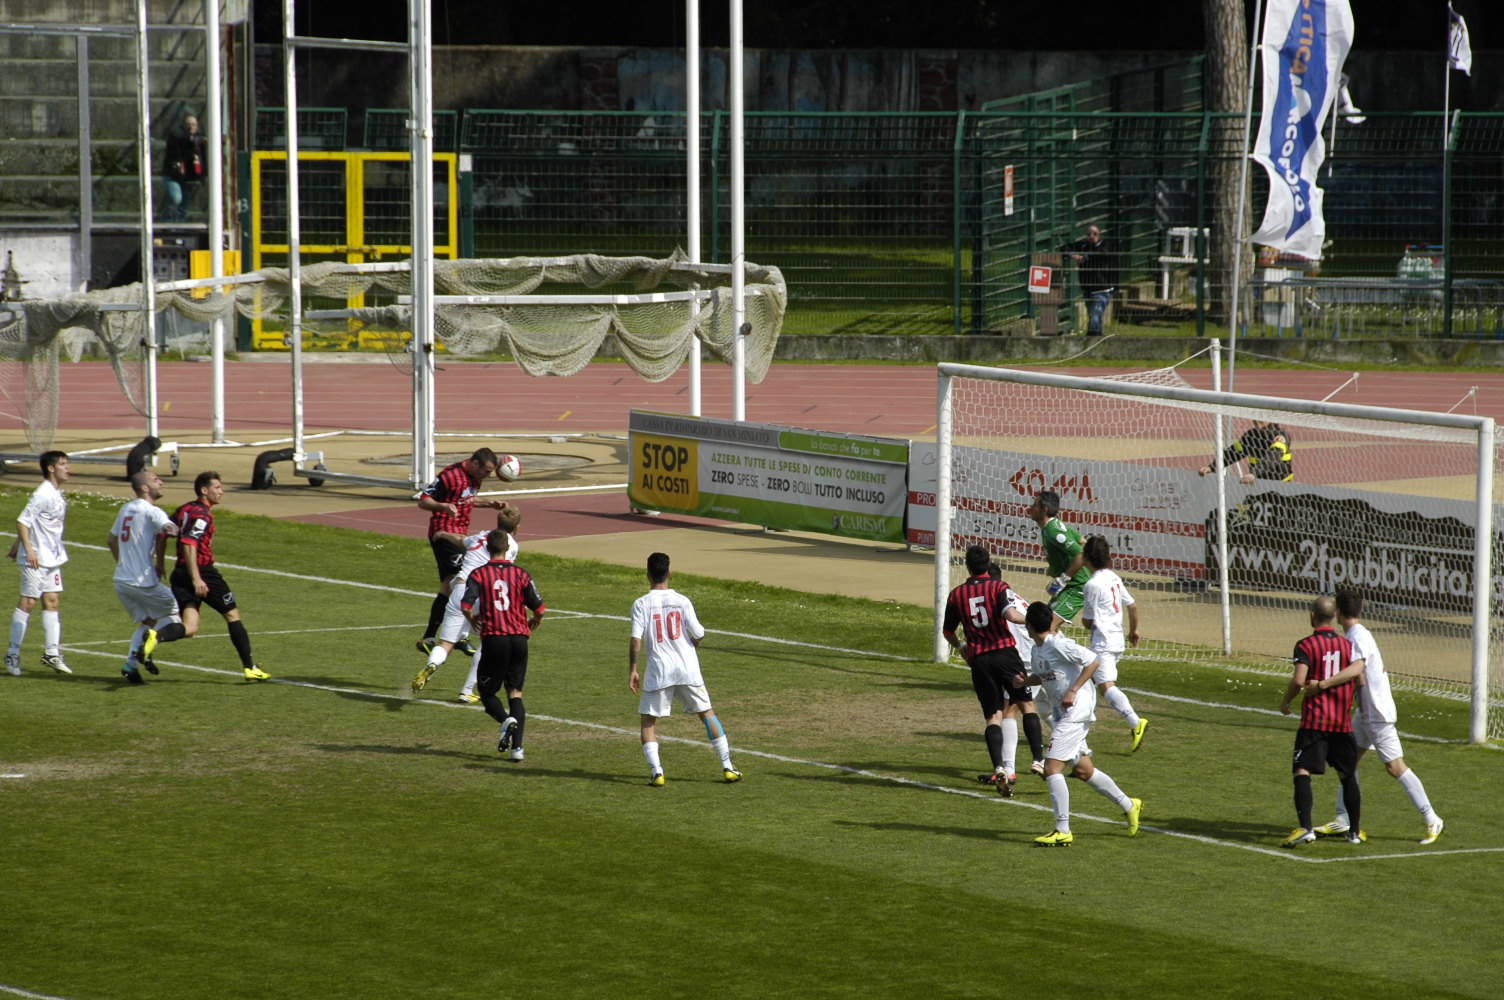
[1046,573,1070,597]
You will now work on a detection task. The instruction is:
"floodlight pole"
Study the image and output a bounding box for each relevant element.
[205,0,227,442]
[686,0,702,417]
[133,0,159,441]
[282,0,305,464]
[410,0,437,487]
[730,0,746,422]
[1229,0,1266,393]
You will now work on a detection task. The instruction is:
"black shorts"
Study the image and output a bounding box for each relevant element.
[477,634,529,694]
[430,536,465,581]
[170,562,238,616]
[1292,727,1358,776]
[968,647,1030,717]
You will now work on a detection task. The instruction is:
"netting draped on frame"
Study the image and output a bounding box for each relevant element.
[0,253,787,450]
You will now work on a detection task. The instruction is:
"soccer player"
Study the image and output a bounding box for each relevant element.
[1022,601,1143,846]
[1277,595,1365,848]
[1025,489,1090,626]
[943,544,1044,797]
[7,450,73,676]
[985,561,1044,789]
[109,470,189,684]
[460,529,545,762]
[1312,590,1444,845]
[628,551,742,786]
[1198,419,1293,483]
[410,503,520,701]
[416,448,504,652]
[1080,536,1148,751]
[170,471,270,682]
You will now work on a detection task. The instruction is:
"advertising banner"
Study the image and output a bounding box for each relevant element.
[628,411,909,542]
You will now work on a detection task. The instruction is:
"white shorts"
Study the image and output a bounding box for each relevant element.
[1046,718,1092,765]
[19,564,63,598]
[115,581,179,623]
[1091,648,1122,684]
[638,683,713,718]
[1353,714,1404,763]
[437,585,468,643]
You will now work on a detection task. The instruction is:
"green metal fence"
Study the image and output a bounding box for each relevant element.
[234,103,1504,340]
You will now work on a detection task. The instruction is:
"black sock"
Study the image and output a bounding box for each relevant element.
[984,724,1003,769]
[508,696,526,748]
[423,594,447,638]
[156,622,186,644]
[1294,774,1313,829]
[1339,772,1361,832]
[227,619,254,669]
[1022,712,1045,761]
[480,688,508,725]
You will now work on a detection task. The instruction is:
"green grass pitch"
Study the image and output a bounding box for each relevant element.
[2,487,1501,1000]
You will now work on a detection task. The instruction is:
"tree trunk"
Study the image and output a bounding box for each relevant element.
[1203,0,1250,326]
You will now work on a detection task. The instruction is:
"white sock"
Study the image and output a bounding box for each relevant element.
[41,609,60,655]
[1333,783,1351,827]
[643,740,662,775]
[711,734,733,769]
[1086,769,1132,811]
[1103,685,1140,728]
[1000,717,1018,774]
[460,648,480,695]
[9,608,28,655]
[1046,772,1071,833]
[128,623,148,659]
[1396,768,1439,823]
[429,645,451,668]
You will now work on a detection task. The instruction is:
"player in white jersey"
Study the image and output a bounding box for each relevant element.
[1312,590,1444,845]
[411,504,521,699]
[109,470,190,684]
[1022,601,1143,846]
[628,551,740,786]
[7,450,73,675]
[1080,536,1148,751]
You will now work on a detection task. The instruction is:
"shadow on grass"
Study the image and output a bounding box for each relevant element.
[311,741,493,763]
[831,818,1005,842]
[457,762,632,785]
[1169,816,1295,844]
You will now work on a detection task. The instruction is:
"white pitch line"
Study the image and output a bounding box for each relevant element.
[58,645,1498,865]
[0,983,74,1000]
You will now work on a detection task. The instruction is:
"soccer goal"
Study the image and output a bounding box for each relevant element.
[923,356,1501,744]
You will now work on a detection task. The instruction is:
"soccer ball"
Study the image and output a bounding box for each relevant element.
[497,455,522,482]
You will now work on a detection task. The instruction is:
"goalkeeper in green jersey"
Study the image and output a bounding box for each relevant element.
[1026,490,1091,625]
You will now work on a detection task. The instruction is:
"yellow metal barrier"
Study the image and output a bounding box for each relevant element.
[250,150,459,350]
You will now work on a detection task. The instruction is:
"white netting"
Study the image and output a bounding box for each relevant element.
[930,366,1504,742]
[0,253,786,451]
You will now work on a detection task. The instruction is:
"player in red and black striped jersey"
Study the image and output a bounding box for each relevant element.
[416,448,505,651]
[461,530,545,761]
[169,471,268,681]
[942,544,1046,793]
[1277,595,1367,847]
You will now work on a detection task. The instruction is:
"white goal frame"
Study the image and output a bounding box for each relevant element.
[933,361,1498,744]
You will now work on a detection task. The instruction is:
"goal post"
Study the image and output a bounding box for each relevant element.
[930,360,1500,744]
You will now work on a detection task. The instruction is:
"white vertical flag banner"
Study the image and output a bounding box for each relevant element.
[1449,5,1473,76]
[1249,0,1356,261]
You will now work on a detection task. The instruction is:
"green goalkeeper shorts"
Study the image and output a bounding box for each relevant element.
[1049,584,1085,622]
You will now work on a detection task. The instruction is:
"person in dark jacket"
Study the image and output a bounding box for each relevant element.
[1061,224,1118,336]
[162,114,206,222]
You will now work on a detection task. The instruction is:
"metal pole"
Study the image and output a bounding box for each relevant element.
[205,0,226,441]
[1229,0,1266,392]
[410,0,436,488]
[134,0,159,441]
[1469,418,1495,744]
[1211,338,1231,655]
[77,35,93,291]
[729,0,745,422]
[283,0,305,463]
[686,0,702,417]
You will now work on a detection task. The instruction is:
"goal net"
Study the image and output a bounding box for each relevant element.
[922,361,1502,744]
[0,252,785,455]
